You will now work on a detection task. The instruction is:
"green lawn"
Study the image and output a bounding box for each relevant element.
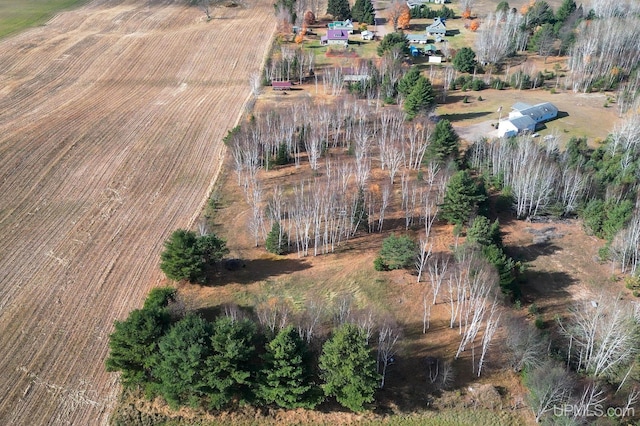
[0,0,88,39]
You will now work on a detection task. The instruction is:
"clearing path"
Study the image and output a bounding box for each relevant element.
[0,0,274,424]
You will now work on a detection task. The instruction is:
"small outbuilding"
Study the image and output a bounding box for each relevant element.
[361,30,374,40]
[272,81,292,91]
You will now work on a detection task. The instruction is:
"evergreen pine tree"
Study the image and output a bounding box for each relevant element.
[452,47,477,73]
[361,0,375,24]
[105,307,171,389]
[265,222,288,254]
[258,326,320,409]
[466,215,494,247]
[427,119,460,164]
[319,323,379,412]
[375,234,417,270]
[351,0,374,23]
[397,66,422,97]
[160,229,204,282]
[439,170,486,226]
[327,0,351,20]
[351,0,365,22]
[404,76,435,119]
[205,317,257,410]
[152,314,214,409]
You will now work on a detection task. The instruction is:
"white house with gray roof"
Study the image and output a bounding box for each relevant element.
[509,102,558,123]
[498,102,559,137]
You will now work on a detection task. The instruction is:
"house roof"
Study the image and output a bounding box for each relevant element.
[511,102,532,111]
[328,20,353,29]
[424,44,437,52]
[325,29,349,40]
[509,115,536,130]
[517,102,558,122]
[426,17,447,34]
[406,34,428,42]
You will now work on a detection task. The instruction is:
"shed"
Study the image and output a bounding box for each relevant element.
[361,30,374,40]
[424,44,437,54]
[428,55,443,63]
[272,81,292,91]
[410,46,421,57]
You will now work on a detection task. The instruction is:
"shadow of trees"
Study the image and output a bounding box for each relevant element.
[438,111,493,122]
[207,257,312,285]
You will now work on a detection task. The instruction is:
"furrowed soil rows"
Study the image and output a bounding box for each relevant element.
[0,0,274,424]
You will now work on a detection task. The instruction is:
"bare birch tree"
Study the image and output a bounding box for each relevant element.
[377,320,401,388]
[558,296,639,381]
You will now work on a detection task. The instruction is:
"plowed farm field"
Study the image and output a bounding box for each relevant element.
[0,0,274,424]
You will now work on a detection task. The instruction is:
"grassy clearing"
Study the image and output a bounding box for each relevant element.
[0,0,88,39]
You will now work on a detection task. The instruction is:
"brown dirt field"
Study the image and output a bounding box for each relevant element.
[0,0,275,424]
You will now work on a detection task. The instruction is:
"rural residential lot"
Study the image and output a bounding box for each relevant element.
[2,0,640,424]
[0,0,274,424]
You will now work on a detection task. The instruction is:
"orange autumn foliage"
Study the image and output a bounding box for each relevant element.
[295,24,307,43]
[461,8,471,19]
[397,4,411,29]
[469,19,480,31]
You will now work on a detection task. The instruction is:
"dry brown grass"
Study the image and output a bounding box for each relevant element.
[0,0,275,424]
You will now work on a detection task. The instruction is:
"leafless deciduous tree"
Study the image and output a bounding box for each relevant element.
[504,316,549,373]
[475,11,526,66]
[525,361,574,423]
[428,255,448,305]
[558,296,639,381]
[377,320,401,388]
[610,210,640,274]
[568,15,640,92]
[256,297,292,334]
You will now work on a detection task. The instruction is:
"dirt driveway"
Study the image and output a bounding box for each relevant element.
[452,119,499,143]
